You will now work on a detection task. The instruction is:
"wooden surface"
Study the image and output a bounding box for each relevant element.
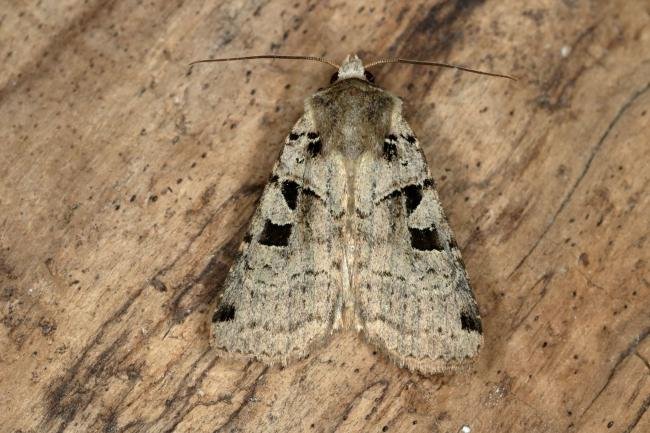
[1,1,649,432]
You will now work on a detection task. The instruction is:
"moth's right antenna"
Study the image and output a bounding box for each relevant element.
[189,55,340,70]
[365,58,517,81]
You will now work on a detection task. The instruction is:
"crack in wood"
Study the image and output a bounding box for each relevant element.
[509,271,554,332]
[634,353,650,371]
[159,350,220,433]
[509,81,650,278]
[211,366,269,433]
[42,286,146,431]
[622,395,650,433]
[330,380,390,432]
[579,327,650,422]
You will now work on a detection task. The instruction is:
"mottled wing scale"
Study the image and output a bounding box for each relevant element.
[353,107,483,374]
[211,113,346,365]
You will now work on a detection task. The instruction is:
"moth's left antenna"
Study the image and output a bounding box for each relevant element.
[189,55,340,69]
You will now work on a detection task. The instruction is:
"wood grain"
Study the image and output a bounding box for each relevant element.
[1,1,648,432]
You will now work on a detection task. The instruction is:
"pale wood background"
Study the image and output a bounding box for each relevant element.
[1,1,649,432]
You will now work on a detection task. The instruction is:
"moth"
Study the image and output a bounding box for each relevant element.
[193,54,514,375]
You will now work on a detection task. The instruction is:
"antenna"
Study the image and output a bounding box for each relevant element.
[189,55,340,70]
[365,58,517,81]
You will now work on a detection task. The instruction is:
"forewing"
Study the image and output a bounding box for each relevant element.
[353,112,483,374]
[211,114,346,365]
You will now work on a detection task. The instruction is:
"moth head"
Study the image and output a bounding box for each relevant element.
[330,54,375,84]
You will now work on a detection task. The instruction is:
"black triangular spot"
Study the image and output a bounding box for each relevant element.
[409,227,444,251]
[460,311,482,334]
[212,304,236,322]
[289,132,300,141]
[307,131,319,139]
[404,134,417,144]
[281,180,300,210]
[259,220,292,246]
[404,185,423,214]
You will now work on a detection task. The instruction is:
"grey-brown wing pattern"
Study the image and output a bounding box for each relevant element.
[352,108,483,374]
[211,113,347,365]
[210,59,484,374]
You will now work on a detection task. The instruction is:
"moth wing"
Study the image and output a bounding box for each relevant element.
[353,111,483,375]
[211,113,346,365]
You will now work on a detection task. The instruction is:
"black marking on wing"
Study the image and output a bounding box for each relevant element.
[402,133,417,144]
[259,220,292,246]
[377,179,435,204]
[281,180,300,210]
[307,138,322,156]
[460,310,482,334]
[302,187,321,200]
[303,132,322,156]
[288,132,303,141]
[383,134,398,161]
[212,304,236,322]
[387,189,401,200]
[404,185,423,215]
[409,227,444,251]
